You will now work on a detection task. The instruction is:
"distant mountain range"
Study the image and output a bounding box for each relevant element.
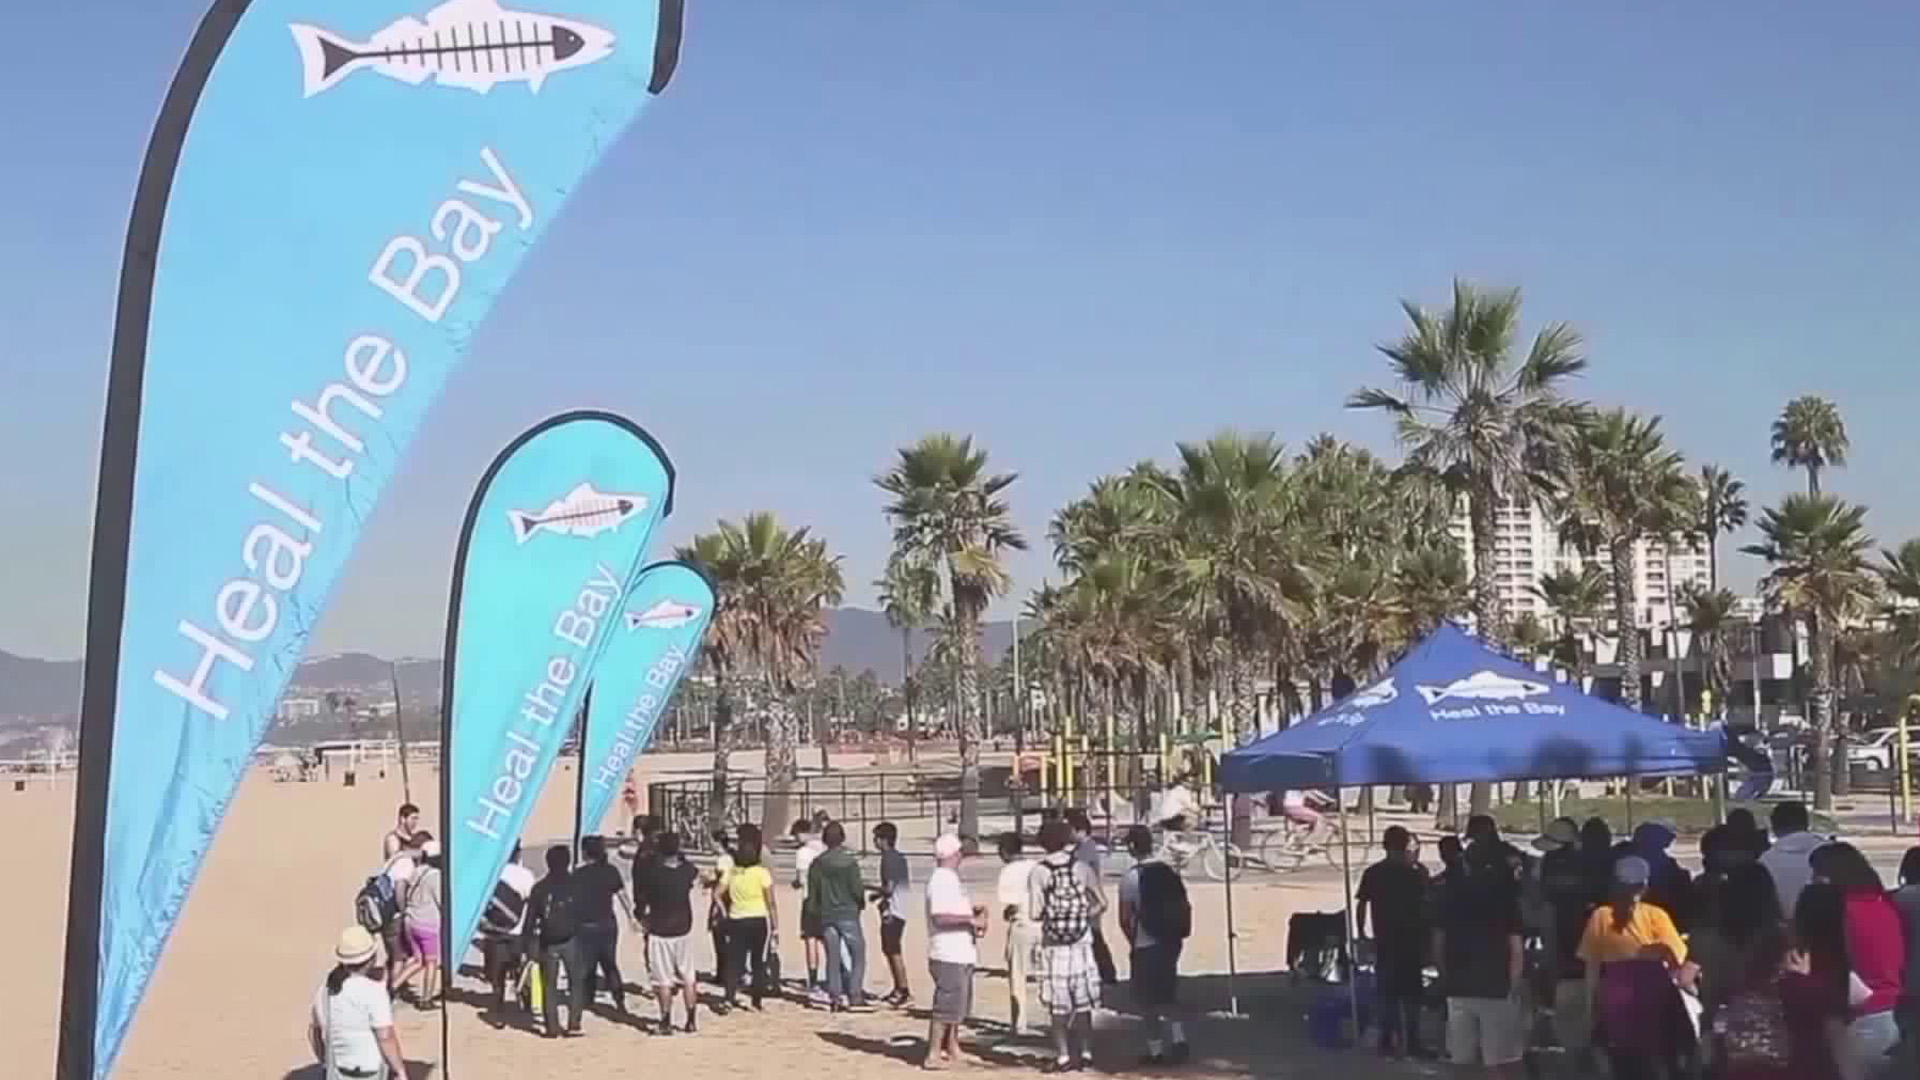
[0,608,1015,727]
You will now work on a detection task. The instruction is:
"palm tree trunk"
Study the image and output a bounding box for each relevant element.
[765,684,800,835]
[954,603,985,845]
[901,627,916,763]
[1807,464,1821,497]
[1808,613,1835,810]
[708,670,736,831]
[1707,524,1720,593]
[1466,488,1506,817]
[1610,539,1644,710]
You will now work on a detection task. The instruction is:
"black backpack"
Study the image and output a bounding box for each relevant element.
[481,878,529,936]
[1134,861,1191,943]
[1040,861,1092,947]
[540,874,580,942]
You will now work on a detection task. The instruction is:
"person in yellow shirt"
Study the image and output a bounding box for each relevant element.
[1578,855,1697,1079]
[719,825,779,1012]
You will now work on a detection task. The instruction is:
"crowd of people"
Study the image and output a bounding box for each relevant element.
[307,801,1200,1078]
[1352,802,1919,1079]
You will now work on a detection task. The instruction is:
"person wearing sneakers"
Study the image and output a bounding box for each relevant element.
[996,831,1040,1038]
[923,834,987,1069]
[874,821,914,1007]
[1030,818,1106,1072]
[791,818,830,1003]
[1119,825,1192,1066]
[309,926,409,1080]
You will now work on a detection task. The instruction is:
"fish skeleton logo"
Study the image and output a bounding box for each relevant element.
[508,483,647,544]
[625,600,703,631]
[1349,678,1397,709]
[290,0,615,99]
[1415,670,1550,706]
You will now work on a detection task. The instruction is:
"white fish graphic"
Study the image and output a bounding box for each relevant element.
[1349,678,1397,709]
[290,0,615,99]
[1415,670,1550,706]
[508,483,647,544]
[625,599,703,631]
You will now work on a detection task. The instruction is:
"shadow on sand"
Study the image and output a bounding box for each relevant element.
[282,1061,437,1080]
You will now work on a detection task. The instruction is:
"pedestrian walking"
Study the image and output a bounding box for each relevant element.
[996,831,1039,1038]
[1118,825,1192,1066]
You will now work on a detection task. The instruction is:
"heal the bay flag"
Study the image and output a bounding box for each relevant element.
[573,560,715,842]
[441,412,673,978]
[60,3,684,1077]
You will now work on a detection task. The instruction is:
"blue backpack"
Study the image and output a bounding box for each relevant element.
[355,872,399,933]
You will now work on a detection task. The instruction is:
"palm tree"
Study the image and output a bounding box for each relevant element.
[875,433,1027,841]
[876,554,939,761]
[1771,396,1849,496]
[1742,493,1878,810]
[1136,432,1312,740]
[676,528,752,826]
[1509,612,1552,665]
[1699,464,1749,592]
[1876,538,1920,670]
[1384,545,1472,647]
[1679,584,1739,718]
[1531,564,1610,686]
[1349,278,1589,647]
[1551,409,1699,710]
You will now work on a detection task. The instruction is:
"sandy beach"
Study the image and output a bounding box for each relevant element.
[11,756,1404,1080]
[15,754,1915,1079]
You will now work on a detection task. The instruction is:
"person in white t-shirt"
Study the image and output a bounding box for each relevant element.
[924,834,987,1069]
[790,818,830,1000]
[376,831,428,992]
[478,842,537,1009]
[310,925,409,1080]
[995,831,1040,1037]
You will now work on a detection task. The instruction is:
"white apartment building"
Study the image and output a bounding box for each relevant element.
[1449,497,1710,630]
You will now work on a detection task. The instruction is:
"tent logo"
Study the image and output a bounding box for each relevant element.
[1415,670,1550,706]
[625,599,703,630]
[290,0,616,99]
[1350,678,1397,709]
[507,483,648,544]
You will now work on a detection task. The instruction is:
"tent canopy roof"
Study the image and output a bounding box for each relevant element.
[1219,624,1727,792]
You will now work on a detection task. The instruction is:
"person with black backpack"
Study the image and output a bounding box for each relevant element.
[1027,818,1107,1072]
[524,844,587,1038]
[1118,825,1192,1066]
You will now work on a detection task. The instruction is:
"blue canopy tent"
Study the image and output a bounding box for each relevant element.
[1213,623,1729,1029]
[1221,623,1728,792]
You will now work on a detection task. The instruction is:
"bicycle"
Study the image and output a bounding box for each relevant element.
[1257,815,1345,871]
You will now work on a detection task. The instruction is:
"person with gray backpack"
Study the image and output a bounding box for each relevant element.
[1027,818,1107,1072]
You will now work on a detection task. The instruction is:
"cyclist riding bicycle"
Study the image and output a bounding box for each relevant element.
[1276,789,1334,831]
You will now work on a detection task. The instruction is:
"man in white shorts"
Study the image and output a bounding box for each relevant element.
[633,831,702,1034]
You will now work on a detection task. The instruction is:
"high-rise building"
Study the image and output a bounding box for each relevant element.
[1449,497,1710,629]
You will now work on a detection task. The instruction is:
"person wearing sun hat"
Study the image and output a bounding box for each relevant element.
[309,925,410,1079]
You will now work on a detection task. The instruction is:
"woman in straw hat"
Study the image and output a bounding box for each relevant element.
[310,925,412,1079]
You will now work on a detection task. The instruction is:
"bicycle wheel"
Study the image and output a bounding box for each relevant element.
[1259,827,1306,872]
[1320,824,1347,869]
[1200,840,1231,882]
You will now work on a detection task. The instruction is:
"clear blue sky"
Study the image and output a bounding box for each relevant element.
[3,1,1917,661]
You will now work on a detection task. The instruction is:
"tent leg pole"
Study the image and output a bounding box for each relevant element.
[1224,800,1239,1018]
[1340,788,1359,1047]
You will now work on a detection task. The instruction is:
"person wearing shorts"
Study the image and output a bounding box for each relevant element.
[635,831,703,1034]
[791,819,829,1000]
[1119,825,1190,1066]
[1437,844,1527,1076]
[1029,819,1107,1072]
[924,834,984,1069]
[393,840,444,1009]
[875,822,913,1006]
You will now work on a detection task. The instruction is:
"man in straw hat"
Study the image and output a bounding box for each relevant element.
[310,925,412,1079]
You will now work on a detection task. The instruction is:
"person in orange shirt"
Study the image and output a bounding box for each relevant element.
[1578,855,1698,1079]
